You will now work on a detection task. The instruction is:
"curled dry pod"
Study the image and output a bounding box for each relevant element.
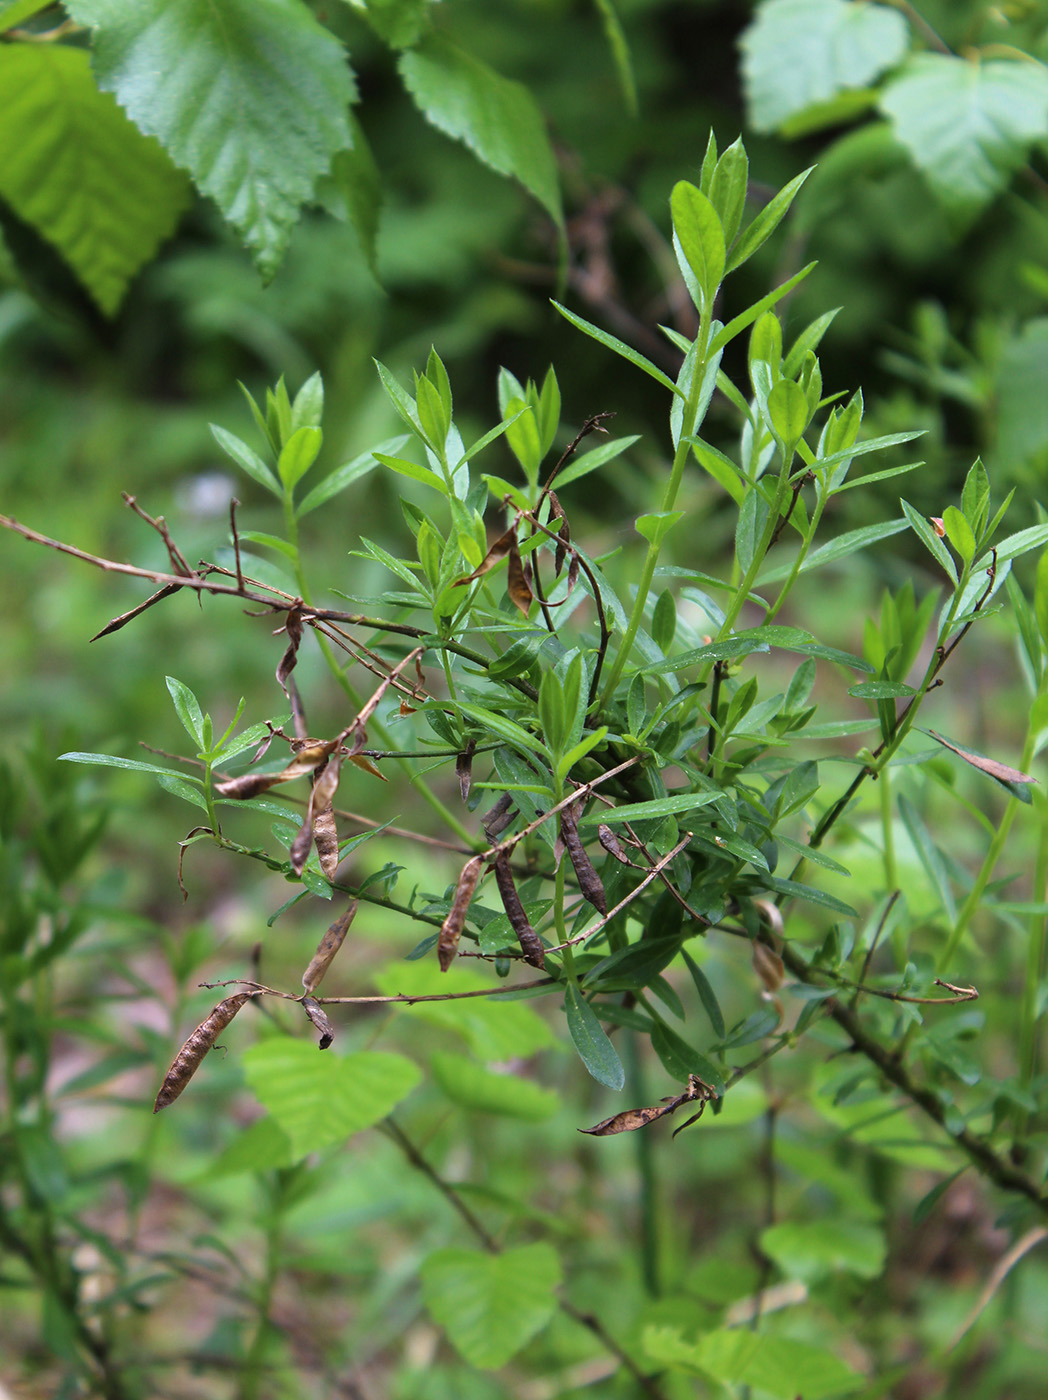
[302,996,335,1050]
[483,792,515,841]
[494,851,545,969]
[276,606,304,701]
[456,740,476,803]
[438,854,485,971]
[560,805,607,915]
[302,901,357,994]
[506,535,534,617]
[597,822,636,866]
[153,993,254,1112]
[579,1074,717,1137]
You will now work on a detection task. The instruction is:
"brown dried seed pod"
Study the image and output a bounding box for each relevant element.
[276,607,304,700]
[302,997,335,1050]
[153,993,254,1113]
[302,901,357,994]
[483,793,515,841]
[560,806,607,915]
[494,851,545,969]
[579,1074,717,1137]
[438,854,485,971]
[597,823,636,866]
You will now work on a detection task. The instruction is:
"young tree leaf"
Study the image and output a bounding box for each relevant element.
[421,1244,561,1370]
[564,982,625,1089]
[0,44,190,315]
[242,1041,420,1158]
[741,0,908,133]
[67,0,356,280]
[399,35,563,227]
[430,1051,559,1119]
[881,55,1048,215]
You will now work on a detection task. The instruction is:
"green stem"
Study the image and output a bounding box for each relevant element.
[283,492,478,848]
[599,318,710,707]
[763,486,828,624]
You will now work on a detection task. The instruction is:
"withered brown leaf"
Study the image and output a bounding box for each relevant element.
[302,901,358,994]
[456,740,476,803]
[507,535,534,618]
[561,804,607,915]
[493,851,545,969]
[579,1074,718,1138]
[925,729,1036,786]
[214,740,337,800]
[153,993,255,1112]
[276,607,304,700]
[302,996,335,1050]
[453,527,516,587]
[438,854,485,971]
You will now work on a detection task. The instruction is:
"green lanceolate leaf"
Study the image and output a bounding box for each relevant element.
[67,0,356,280]
[210,425,281,496]
[399,34,563,226]
[671,181,725,313]
[421,1243,561,1369]
[166,677,206,749]
[881,54,1048,215]
[900,498,957,583]
[564,982,625,1089]
[277,425,323,490]
[0,44,189,314]
[741,0,908,133]
[297,436,406,516]
[580,791,721,826]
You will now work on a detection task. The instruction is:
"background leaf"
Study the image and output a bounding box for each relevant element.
[421,1243,561,1369]
[67,0,356,278]
[399,34,563,227]
[880,55,1048,214]
[242,1041,420,1159]
[742,0,908,133]
[0,43,189,313]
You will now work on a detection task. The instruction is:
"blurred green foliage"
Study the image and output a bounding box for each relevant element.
[4,3,1048,1398]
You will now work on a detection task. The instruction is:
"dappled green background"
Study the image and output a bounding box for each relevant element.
[4,1,1048,1397]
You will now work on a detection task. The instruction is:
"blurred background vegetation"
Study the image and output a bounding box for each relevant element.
[4,1,1048,1396]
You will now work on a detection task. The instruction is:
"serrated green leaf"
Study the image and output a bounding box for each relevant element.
[374,963,555,1059]
[67,0,356,279]
[742,0,908,133]
[759,1219,886,1284]
[644,1324,862,1400]
[564,982,624,1089]
[399,34,563,226]
[242,1041,420,1159]
[881,55,1048,214]
[430,1052,559,1119]
[315,111,382,275]
[421,1244,561,1369]
[0,44,189,314]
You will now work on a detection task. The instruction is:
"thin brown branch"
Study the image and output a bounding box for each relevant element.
[549,833,693,950]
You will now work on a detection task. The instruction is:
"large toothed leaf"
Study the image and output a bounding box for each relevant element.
[881,55,1048,215]
[399,34,563,227]
[0,43,189,314]
[741,0,908,133]
[242,1040,420,1159]
[66,0,356,280]
[421,1244,561,1369]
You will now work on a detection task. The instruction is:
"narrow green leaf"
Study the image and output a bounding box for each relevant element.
[900,498,958,583]
[421,1244,561,1370]
[849,681,915,700]
[67,0,356,279]
[297,436,407,516]
[399,35,563,226]
[651,1022,725,1096]
[373,451,447,494]
[458,703,547,758]
[277,426,323,490]
[0,44,189,314]
[757,517,908,585]
[671,181,725,311]
[978,522,1048,570]
[580,791,721,826]
[554,434,642,488]
[564,982,625,1089]
[165,676,205,748]
[210,425,281,496]
[59,752,203,782]
[725,168,813,273]
[552,302,681,395]
[593,0,637,114]
[709,262,816,354]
